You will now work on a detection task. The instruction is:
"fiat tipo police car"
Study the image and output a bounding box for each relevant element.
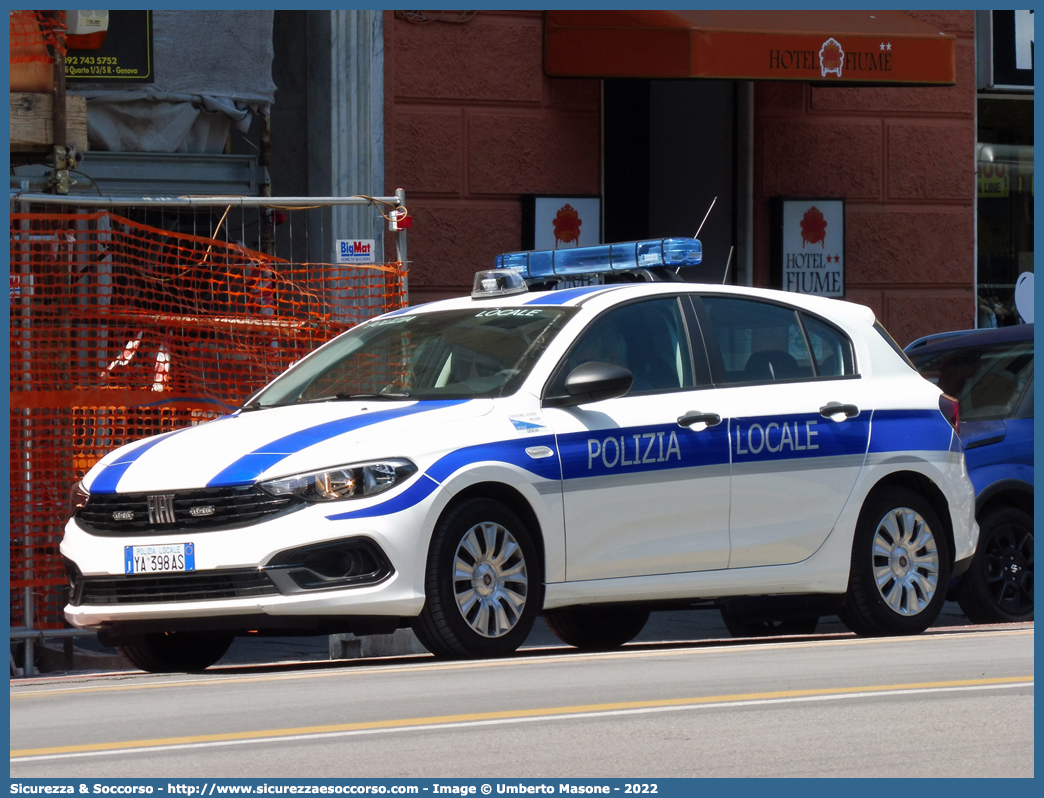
[62,237,978,671]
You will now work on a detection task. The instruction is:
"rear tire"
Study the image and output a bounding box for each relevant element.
[840,487,951,637]
[956,506,1033,623]
[720,611,819,638]
[544,605,650,650]
[117,631,234,673]
[412,498,543,659]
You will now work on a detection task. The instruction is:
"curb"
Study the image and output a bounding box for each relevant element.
[38,642,131,673]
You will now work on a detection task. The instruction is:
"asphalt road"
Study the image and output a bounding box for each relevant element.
[10,622,1033,778]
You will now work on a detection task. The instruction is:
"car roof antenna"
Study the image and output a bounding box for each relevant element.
[694,196,717,239]
[722,245,734,285]
[677,196,718,274]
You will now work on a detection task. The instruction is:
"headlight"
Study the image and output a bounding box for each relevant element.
[69,480,90,517]
[259,459,417,503]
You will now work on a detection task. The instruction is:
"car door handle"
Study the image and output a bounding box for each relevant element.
[677,411,722,428]
[820,402,860,419]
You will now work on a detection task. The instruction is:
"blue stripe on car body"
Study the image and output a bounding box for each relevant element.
[318,409,952,523]
[868,409,953,453]
[326,475,441,521]
[426,435,562,483]
[379,305,420,318]
[207,400,467,487]
[325,436,562,522]
[524,285,614,305]
[90,429,191,494]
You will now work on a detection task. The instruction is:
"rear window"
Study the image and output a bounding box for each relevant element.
[909,340,1034,421]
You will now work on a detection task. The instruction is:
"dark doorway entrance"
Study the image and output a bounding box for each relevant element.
[603,79,735,283]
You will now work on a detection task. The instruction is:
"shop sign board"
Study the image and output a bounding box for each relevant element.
[523,196,602,251]
[779,198,845,298]
[65,10,153,83]
[545,11,958,85]
[336,239,376,264]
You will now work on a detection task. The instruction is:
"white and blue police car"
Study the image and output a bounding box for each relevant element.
[61,237,978,671]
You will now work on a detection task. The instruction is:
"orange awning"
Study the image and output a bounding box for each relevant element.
[545,10,956,85]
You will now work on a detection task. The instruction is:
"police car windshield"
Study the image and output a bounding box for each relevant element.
[249,307,577,406]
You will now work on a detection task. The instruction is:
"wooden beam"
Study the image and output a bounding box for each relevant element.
[10,92,88,153]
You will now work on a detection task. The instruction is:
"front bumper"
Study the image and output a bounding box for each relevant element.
[60,486,433,629]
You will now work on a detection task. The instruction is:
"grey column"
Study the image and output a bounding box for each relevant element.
[306,10,387,317]
[307,10,385,260]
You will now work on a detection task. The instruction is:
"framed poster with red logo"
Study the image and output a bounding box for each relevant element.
[771,197,845,297]
[522,195,602,251]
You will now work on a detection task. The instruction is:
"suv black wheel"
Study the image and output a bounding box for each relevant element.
[117,631,234,673]
[840,486,951,636]
[720,611,819,638]
[956,506,1033,623]
[412,498,543,659]
[544,605,650,650]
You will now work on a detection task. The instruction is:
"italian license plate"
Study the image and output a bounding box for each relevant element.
[124,543,195,574]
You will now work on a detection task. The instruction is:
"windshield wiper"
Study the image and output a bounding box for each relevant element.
[343,392,411,400]
[295,391,411,404]
[238,400,263,412]
[334,392,412,401]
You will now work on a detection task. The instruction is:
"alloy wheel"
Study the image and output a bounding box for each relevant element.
[452,521,528,638]
[872,506,940,616]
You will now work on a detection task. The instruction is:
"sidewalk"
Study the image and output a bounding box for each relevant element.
[28,601,977,675]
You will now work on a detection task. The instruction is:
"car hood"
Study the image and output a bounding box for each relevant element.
[83,399,491,493]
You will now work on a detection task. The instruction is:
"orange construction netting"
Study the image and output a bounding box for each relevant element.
[10,10,65,64]
[10,210,406,629]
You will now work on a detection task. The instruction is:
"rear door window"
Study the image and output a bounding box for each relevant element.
[698,296,854,384]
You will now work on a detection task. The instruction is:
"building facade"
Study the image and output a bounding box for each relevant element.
[381,9,1033,344]
[19,10,1030,344]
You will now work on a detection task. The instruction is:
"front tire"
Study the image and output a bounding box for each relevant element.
[544,605,650,650]
[720,611,819,638]
[413,498,543,658]
[956,506,1033,623]
[117,631,234,673]
[840,487,951,637]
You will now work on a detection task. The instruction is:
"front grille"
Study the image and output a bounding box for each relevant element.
[76,485,303,534]
[72,569,280,606]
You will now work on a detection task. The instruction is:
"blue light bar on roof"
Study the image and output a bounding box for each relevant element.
[494,237,702,280]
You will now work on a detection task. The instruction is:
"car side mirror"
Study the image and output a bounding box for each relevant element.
[546,362,633,408]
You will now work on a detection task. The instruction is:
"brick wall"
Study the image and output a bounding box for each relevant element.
[753,11,977,345]
[384,11,601,304]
